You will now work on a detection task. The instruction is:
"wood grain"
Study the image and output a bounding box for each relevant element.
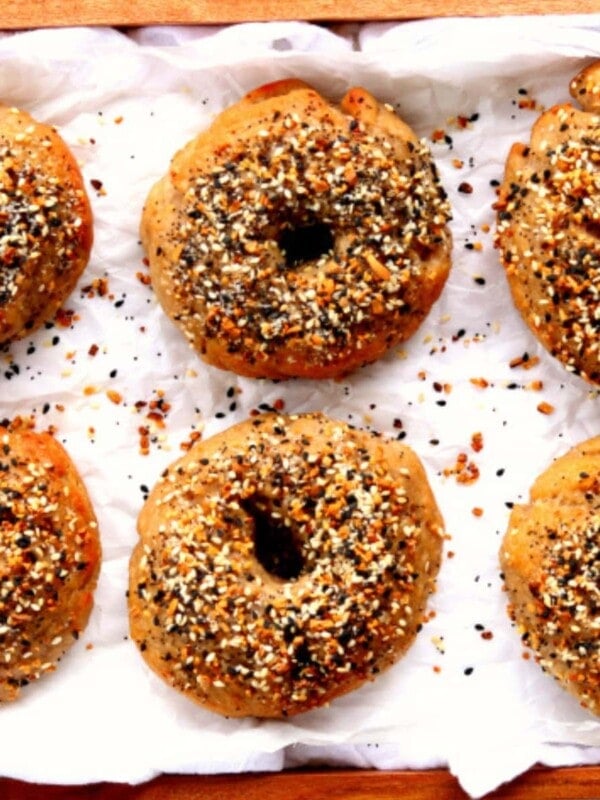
[0,766,600,800]
[2,0,600,28]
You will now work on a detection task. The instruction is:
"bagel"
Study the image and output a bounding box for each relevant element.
[500,437,600,716]
[129,412,444,718]
[495,63,600,384]
[0,426,101,701]
[140,79,452,379]
[0,105,93,346]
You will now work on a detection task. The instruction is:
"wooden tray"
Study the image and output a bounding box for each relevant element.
[1,3,599,799]
[0,765,600,799]
[1,0,600,27]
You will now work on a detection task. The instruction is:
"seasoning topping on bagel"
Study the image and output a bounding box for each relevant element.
[141,80,452,379]
[129,413,444,717]
[0,106,92,345]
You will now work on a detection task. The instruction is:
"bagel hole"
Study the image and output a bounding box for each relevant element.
[279,222,334,267]
[243,500,304,580]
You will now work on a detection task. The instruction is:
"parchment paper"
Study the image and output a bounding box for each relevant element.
[1,16,600,798]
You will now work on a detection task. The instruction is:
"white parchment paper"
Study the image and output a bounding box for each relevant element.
[1,16,600,798]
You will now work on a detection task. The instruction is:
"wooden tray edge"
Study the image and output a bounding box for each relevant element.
[1,765,600,800]
[2,0,600,29]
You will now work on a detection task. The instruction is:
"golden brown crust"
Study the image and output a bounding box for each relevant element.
[0,106,93,346]
[129,412,444,718]
[495,64,600,384]
[0,426,101,701]
[141,80,452,379]
[499,437,600,716]
[569,61,600,113]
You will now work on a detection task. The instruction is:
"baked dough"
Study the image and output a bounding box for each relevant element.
[495,63,600,384]
[141,79,452,379]
[0,426,101,701]
[0,106,93,346]
[129,412,444,717]
[500,437,600,716]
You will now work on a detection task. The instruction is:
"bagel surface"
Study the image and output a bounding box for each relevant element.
[0,426,101,701]
[129,412,444,718]
[141,79,452,379]
[495,62,600,384]
[500,436,600,716]
[0,106,93,346]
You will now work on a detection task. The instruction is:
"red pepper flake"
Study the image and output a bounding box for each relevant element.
[133,392,172,450]
[452,158,464,169]
[443,452,480,485]
[470,377,489,389]
[509,352,540,370]
[146,393,171,429]
[518,97,537,110]
[458,181,473,194]
[472,507,484,517]
[83,385,97,396]
[528,380,544,392]
[147,411,165,427]
[481,630,494,641]
[106,390,123,405]
[136,271,152,286]
[471,432,483,453]
[54,307,77,328]
[433,665,442,674]
[88,343,99,357]
[537,401,555,415]
[180,430,202,452]
[81,277,110,299]
[273,398,286,411]
[114,115,124,124]
[138,425,150,455]
[448,113,479,130]
[431,128,446,142]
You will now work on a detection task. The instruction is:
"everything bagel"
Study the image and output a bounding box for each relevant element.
[0,426,101,701]
[500,436,600,716]
[129,412,444,718]
[495,63,600,384]
[0,106,93,346]
[141,79,452,379]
